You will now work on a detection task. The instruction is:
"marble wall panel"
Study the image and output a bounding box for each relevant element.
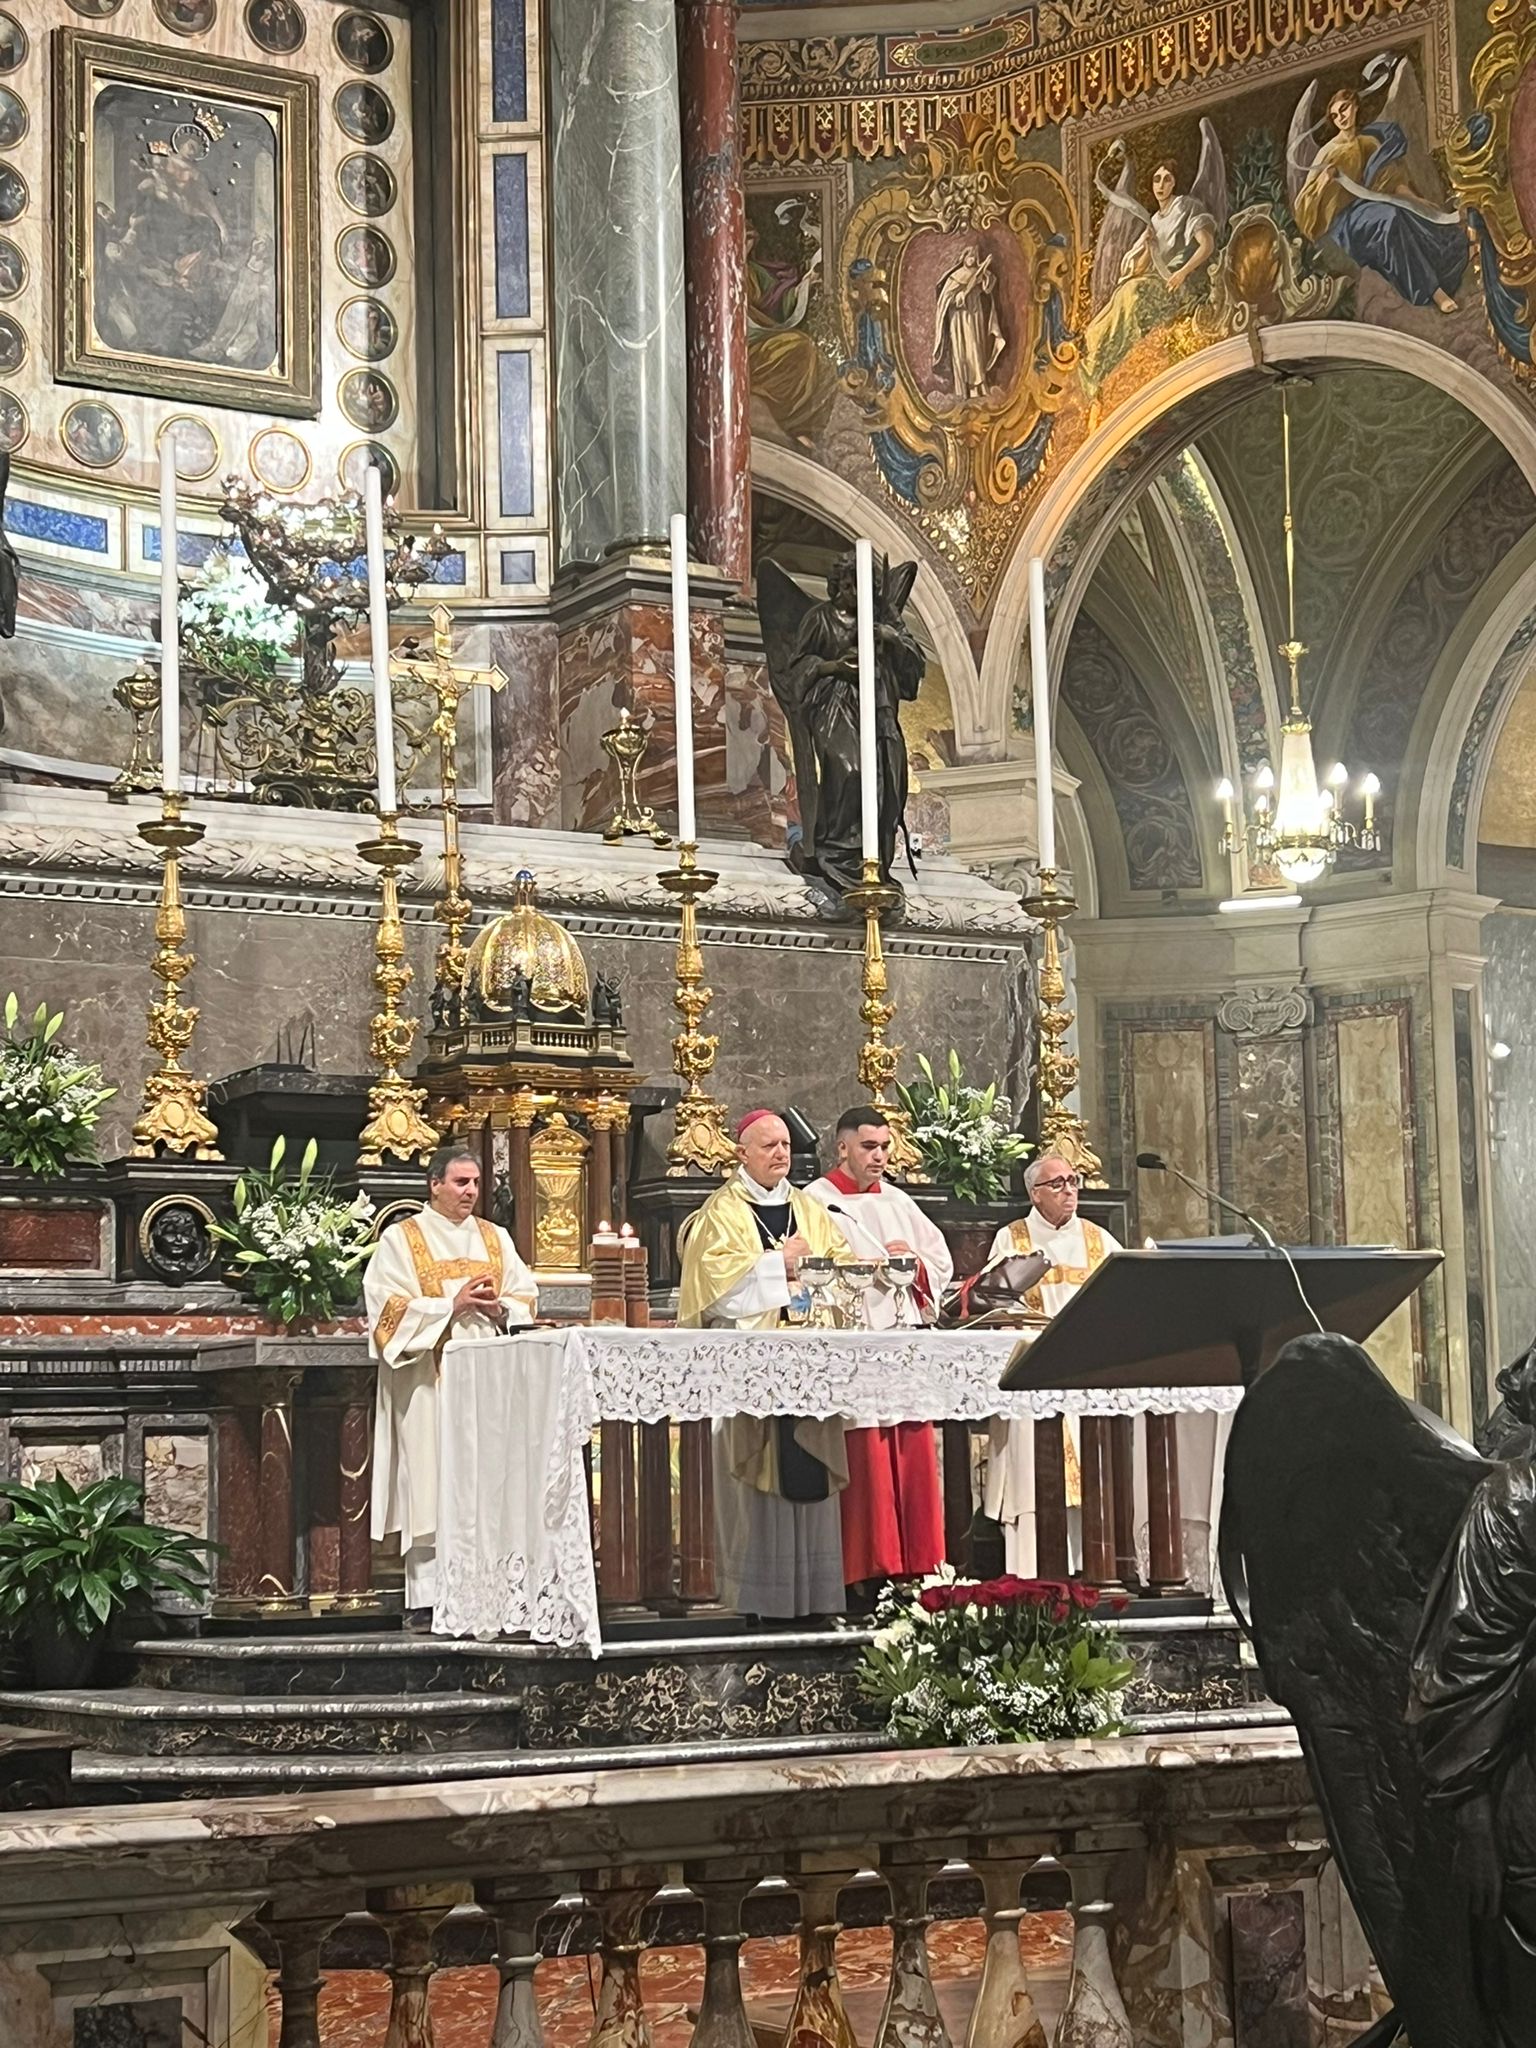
[1482,908,1536,1365]
[489,619,562,828]
[1227,1891,1309,2047]
[1451,986,1491,1434]
[143,1433,210,1539]
[19,1442,104,1492]
[1334,1010,1417,1401]
[1224,1037,1311,1246]
[1118,1021,1217,1239]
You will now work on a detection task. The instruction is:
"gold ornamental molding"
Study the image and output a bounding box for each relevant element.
[741,0,1425,162]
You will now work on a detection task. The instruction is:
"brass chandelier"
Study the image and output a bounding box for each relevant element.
[1217,385,1380,889]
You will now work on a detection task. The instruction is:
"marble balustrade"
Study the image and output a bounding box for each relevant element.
[0,1733,1385,2046]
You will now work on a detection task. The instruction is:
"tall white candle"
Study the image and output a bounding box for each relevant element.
[1027,556,1056,872]
[363,464,397,816]
[669,512,696,846]
[157,440,181,795]
[855,538,878,867]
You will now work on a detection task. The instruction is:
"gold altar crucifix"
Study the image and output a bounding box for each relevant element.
[393,605,507,1008]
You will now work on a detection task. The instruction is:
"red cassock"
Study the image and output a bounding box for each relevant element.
[813,1169,948,1584]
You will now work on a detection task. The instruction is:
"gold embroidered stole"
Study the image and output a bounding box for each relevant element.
[400,1212,504,1295]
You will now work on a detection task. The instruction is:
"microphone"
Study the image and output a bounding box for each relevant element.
[1135,1151,1323,1335]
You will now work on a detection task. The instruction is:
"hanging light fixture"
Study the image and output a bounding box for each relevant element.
[1217,385,1380,888]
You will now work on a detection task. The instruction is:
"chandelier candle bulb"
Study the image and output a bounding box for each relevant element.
[1216,777,1235,839]
[669,512,696,847]
[363,463,397,816]
[157,440,181,796]
[856,536,878,865]
[1027,555,1056,871]
[1362,772,1380,835]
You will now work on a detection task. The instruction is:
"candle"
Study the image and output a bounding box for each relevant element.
[158,440,181,795]
[856,538,877,867]
[1027,556,1055,871]
[669,512,696,846]
[363,463,397,816]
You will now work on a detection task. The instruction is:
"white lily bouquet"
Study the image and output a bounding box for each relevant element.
[0,995,116,1179]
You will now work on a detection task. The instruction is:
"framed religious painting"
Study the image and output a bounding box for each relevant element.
[54,29,320,415]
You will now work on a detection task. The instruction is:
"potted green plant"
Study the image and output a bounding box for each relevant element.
[0,1474,214,1689]
[209,1134,376,1331]
[0,994,115,1178]
[896,1048,1030,1203]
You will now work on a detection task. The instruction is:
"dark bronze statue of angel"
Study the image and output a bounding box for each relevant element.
[1222,1332,1536,2046]
[758,549,926,904]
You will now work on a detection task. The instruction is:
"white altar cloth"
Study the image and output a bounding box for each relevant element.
[432,1326,1244,1652]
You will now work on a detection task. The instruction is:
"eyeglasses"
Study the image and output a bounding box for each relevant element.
[1034,1174,1081,1193]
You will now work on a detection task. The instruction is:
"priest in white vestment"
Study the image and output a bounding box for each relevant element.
[805,1106,953,1588]
[365,1143,539,1612]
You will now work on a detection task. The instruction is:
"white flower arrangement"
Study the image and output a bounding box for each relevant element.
[0,995,115,1179]
[209,1136,375,1328]
[178,546,296,687]
[896,1048,1030,1204]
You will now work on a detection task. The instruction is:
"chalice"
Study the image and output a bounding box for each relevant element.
[798,1255,841,1330]
[883,1252,922,1328]
[833,1259,879,1330]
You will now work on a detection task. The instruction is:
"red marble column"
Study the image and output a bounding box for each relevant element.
[679,0,750,587]
[338,1388,374,1600]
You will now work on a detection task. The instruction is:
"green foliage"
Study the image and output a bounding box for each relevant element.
[896,1048,1030,1203]
[858,1570,1136,1748]
[0,993,116,1179]
[0,1473,213,1643]
[209,1134,376,1328]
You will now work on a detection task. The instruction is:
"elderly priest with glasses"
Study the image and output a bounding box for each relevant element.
[364,1143,539,1617]
[677,1108,850,1621]
[982,1150,1120,1575]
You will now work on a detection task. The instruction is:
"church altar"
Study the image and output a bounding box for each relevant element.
[435,1326,1246,1652]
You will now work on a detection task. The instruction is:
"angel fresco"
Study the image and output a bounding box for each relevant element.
[1288,53,1467,314]
[1082,121,1228,395]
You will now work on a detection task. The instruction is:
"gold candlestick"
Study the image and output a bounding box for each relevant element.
[131,792,222,1160]
[843,859,925,1181]
[658,842,736,1178]
[1022,866,1104,1185]
[601,708,671,848]
[357,813,439,1167]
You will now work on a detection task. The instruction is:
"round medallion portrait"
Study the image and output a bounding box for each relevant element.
[334,82,393,145]
[0,313,25,374]
[244,0,303,52]
[139,1196,217,1284]
[337,295,397,362]
[62,400,126,470]
[339,440,398,501]
[0,239,24,300]
[334,10,392,73]
[0,14,28,73]
[65,0,124,15]
[159,414,221,483]
[0,162,27,225]
[0,90,27,153]
[337,152,395,218]
[340,367,398,433]
[153,0,217,32]
[249,426,311,492]
[0,390,25,452]
[336,223,395,288]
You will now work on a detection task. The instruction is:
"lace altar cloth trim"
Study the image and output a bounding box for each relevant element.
[573,1328,1246,1429]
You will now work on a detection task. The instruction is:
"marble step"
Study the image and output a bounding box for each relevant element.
[0,1685,523,1758]
[67,1703,1293,1802]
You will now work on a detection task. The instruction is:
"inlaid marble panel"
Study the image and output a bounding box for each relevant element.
[1226,1037,1310,1246]
[1334,1010,1417,1399]
[1451,986,1491,1432]
[19,1441,104,1491]
[143,1432,209,1538]
[487,619,561,828]
[1482,907,1536,1364]
[1122,1024,1216,1240]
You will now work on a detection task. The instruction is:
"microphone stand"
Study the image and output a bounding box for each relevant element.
[1138,1155,1324,1337]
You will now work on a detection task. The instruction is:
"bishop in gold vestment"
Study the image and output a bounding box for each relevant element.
[678,1110,850,1618]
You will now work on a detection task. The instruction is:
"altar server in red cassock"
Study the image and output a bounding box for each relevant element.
[804,1106,953,1590]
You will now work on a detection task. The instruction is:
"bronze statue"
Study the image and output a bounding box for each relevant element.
[1222,1332,1536,2045]
[759,550,926,903]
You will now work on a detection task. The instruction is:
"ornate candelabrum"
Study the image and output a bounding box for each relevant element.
[187,479,453,810]
[658,843,737,1178]
[842,860,925,1180]
[1022,866,1104,1185]
[391,605,506,1026]
[356,812,439,1167]
[108,665,163,802]
[130,792,222,1160]
[601,708,671,848]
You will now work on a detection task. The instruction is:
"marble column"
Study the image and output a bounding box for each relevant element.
[549,0,686,564]
[679,0,750,586]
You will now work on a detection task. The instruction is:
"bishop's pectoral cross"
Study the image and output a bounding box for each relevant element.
[391,604,507,1011]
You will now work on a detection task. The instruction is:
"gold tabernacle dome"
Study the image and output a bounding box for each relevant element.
[462,868,589,1019]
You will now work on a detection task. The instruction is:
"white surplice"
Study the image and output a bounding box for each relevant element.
[801,1175,953,1329]
[364,1204,538,1604]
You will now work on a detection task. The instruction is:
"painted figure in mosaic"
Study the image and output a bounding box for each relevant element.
[1082,122,1227,394]
[1222,1331,1536,2046]
[933,245,1006,400]
[745,200,837,449]
[1288,54,1467,313]
[759,550,926,902]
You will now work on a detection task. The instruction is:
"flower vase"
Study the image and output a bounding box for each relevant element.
[1054,1901,1132,2048]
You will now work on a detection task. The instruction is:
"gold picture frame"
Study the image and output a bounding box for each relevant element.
[54,28,320,416]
